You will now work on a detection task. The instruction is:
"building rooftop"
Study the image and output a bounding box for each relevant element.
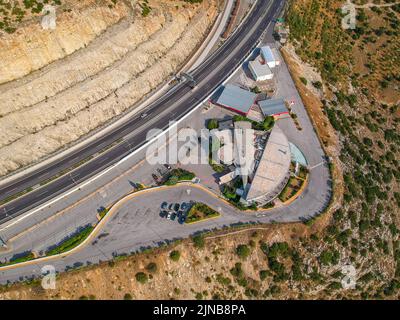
[260,46,275,63]
[248,59,272,78]
[258,98,287,116]
[214,84,257,114]
[244,124,291,202]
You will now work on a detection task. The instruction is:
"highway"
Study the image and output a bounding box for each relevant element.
[0,0,285,224]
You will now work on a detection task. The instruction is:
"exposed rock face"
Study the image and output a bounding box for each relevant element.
[0,0,129,85]
[0,0,218,177]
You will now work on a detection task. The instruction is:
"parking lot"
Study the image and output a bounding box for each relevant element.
[159,201,193,224]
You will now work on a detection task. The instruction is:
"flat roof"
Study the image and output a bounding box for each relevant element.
[260,46,275,62]
[249,59,272,77]
[214,84,257,114]
[244,124,291,201]
[258,98,287,116]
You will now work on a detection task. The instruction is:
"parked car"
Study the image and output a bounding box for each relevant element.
[180,202,189,211]
[168,203,174,211]
[166,212,172,220]
[174,203,180,212]
[161,202,168,209]
[159,211,167,218]
[170,212,177,221]
[178,216,186,225]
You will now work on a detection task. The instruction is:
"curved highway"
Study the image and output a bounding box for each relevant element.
[0,0,285,223]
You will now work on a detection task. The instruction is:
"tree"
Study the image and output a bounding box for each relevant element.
[236,244,251,260]
[192,235,205,249]
[207,119,218,130]
[124,293,133,300]
[146,262,158,273]
[135,272,148,284]
[300,77,308,85]
[312,81,322,89]
[169,250,181,262]
[259,270,269,281]
[262,116,275,131]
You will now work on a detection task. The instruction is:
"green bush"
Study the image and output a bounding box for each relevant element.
[236,244,251,260]
[164,169,195,185]
[207,119,218,130]
[192,235,205,249]
[169,250,181,262]
[135,272,148,284]
[146,262,158,274]
[123,293,133,300]
[46,225,94,256]
[259,270,269,281]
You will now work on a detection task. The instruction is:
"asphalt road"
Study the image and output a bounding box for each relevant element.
[0,0,284,224]
[0,179,328,284]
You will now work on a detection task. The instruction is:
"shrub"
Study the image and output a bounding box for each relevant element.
[124,293,133,300]
[300,77,308,85]
[230,262,244,278]
[192,235,205,249]
[169,250,181,262]
[146,262,157,274]
[236,244,251,260]
[135,272,148,284]
[312,81,322,89]
[207,119,218,130]
[259,270,269,281]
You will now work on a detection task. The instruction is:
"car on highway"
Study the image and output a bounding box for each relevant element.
[163,164,172,170]
[140,112,148,118]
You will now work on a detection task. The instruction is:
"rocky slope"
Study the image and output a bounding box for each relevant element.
[0,0,219,177]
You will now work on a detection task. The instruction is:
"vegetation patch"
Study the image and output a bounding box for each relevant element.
[164,168,195,185]
[0,251,35,267]
[233,115,275,131]
[46,225,94,256]
[278,176,306,203]
[139,1,151,17]
[185,202,220,224]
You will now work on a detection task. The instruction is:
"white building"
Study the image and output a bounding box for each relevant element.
[248,59,274,81]
[260,46,280,69]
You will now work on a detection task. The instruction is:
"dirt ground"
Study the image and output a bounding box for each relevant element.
[0,223,321,300]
